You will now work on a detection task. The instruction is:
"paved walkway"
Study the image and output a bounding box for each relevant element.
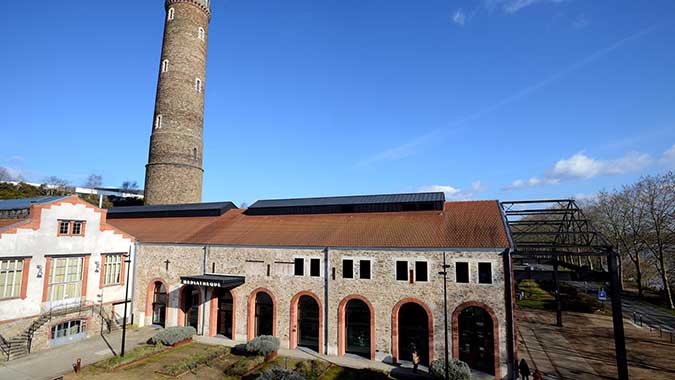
[0,327,158,380]
[518,310,599,380]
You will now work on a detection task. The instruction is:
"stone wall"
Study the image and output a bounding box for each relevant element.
[132,243,510,377]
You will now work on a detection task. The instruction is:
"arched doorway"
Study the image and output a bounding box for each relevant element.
[345,299,371,358]
[215,288,234,338]
[181,285,201,330]
[297,296,320,351]
[454,304,497,377]
[152,281,167,327]
[255,292,274,336]
[395,302,431,365]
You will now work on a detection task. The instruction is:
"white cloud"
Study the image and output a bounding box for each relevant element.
[452,9,466,26]
[506,177,560,189]
[4,155,24,163]
[550,152,652,179]
[487,0,565,14]
[661,144,675,165]
[419,181,485,200]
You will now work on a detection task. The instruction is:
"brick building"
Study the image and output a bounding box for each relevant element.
[108,193,516,379]
[0,196,134,359]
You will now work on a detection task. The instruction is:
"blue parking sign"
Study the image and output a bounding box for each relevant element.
[598,289,607,301]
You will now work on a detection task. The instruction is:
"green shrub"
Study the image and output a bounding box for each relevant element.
[430,359,471,380]
[257,367,306,380]
[295,360,330,380]
[96,344,166,370]
[226,355,266,376]
[149,326,196,346]
[245,335,280,357]
[161,345,229,376]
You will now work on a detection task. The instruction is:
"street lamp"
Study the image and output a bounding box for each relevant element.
[121,249,132,357]
[437,252,450,380]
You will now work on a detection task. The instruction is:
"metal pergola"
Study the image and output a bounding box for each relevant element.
[501,199,629,380]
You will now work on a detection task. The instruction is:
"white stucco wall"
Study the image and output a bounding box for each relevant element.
[0,201,133,322]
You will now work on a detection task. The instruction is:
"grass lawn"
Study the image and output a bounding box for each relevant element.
[517,279,603,313]
[64,342,397,380]
[517,279,555,309]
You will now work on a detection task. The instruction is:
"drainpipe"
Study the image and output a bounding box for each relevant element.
[130,242,139,325]
[503,248,517,380]
[201,245,208,336]
[323,247,329,355]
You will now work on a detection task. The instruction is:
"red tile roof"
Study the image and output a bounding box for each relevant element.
[109,201,510,249]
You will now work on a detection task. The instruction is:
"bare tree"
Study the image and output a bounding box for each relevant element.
[84,174,103,188]
[637,172,675,309]
[121,181,139,191]
[42,176,70,187]
[0,167,13,181]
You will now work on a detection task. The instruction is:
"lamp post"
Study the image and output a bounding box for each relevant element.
[438,252,450,380]
[121,249,132,357]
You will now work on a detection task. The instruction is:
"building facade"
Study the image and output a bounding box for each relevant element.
[109,195,515,379]
[144,0,211,205]
[0,196,134,360]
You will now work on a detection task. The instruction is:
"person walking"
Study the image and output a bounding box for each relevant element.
[519,359,531,380]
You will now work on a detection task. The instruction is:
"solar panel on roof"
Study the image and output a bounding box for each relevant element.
[0,196,69,211]
[107,201,238,219]
[246,192,445,215]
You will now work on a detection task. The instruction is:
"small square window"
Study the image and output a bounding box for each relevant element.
[59,221,70,235]
[396,261,408,281]
[415,261,428,282]
[456,262,469,283]
[359,260,371,280]
[342,259,353,279]
[479,262,492,284]
[310,258,320,277]
[294,258,304,276]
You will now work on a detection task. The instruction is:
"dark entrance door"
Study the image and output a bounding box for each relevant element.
[297,296,319,352]
[255,292,273,336]
[458,306,494,375]
[183,286,200,331]
[345,299,370,358]
[152,282,167,327]
[217,290,233,339]
[398,303,429,365]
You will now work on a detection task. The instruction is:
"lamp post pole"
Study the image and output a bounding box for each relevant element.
[438,252,450,380]
[121,249,132,357]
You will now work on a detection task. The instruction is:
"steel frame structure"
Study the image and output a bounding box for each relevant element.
[500,199,629,380]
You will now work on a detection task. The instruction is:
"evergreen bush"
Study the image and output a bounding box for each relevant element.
[429,359,472,380]
[245,335,280,357]
[148,326,196,346]
[257,367,305,380]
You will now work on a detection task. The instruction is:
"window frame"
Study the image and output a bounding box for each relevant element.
[162,59,169,73]
[155,114,163,130]
[455,261,470,284]
[0,258,25,300]
[102,254,123,286]
[48,256,84,302]
[195,78,202,93]
[309,258,321,277]
[167,7,175,21]
[359,259,372,280]
[395,260,408,282]
[478,262,493,285]
[342,259,354,279]
[198,27,205,41]
[293,257,304,277]
[415,260,429,282]
[57,220,86,237]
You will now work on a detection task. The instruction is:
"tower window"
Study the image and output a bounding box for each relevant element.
[192,148,198,161]
[167,8,175,21]
[195,78,202,93]
[198,27,205,41]
[162,60,169,73]
[154,115,163,129]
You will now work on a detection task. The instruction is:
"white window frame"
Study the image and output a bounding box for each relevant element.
[198,27,205,41]
[309,257,321,277]
[162,59,169,73]
[0,258,24,299]
[478,262,494,285]
[155,114,163,129]
[167,8,175,21]
[48,256,84,304]
[103,254,123,286]
[414,260,429,282]
[195,78,202,93]
[454,260,470,284]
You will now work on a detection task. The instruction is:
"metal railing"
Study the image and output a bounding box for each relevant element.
[0,334,9,361]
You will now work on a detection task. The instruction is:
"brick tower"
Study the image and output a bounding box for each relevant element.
[144,0,211,205]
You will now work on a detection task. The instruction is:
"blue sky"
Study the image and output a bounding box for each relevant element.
[1,0,674,206]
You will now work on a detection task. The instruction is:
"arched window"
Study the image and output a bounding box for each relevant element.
[198,27,205,41]
[195,78,202,93]
[167,8,175,21]
[192,148,198,161]
[161,59,169,73]
[154,114,162,129]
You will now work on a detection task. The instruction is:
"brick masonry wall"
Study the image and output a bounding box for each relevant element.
[144,0,210,205]
[132,244,509,377]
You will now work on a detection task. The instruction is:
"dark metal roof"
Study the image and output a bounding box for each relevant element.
[0,196,69,211]
[107,201,237,219]
[246,192,445,215]
[180,274,245,288]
